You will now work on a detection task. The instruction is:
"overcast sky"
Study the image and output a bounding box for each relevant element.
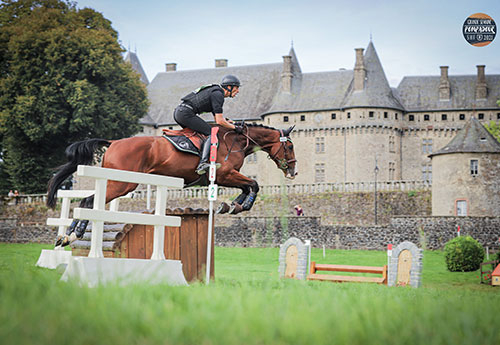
[76,0,500,87]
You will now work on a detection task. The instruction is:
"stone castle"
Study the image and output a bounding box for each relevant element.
[126,41,500,216]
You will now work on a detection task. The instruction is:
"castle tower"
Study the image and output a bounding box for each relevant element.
[430,117,500,216]
[124,50,149,85]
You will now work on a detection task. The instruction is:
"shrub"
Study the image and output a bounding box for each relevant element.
[444,236,484,272]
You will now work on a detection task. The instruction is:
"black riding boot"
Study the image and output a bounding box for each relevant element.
[195,135,220,175]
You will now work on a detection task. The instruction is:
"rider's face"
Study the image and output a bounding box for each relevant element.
[225,86,239,98]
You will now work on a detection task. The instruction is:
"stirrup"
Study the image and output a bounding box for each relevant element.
[196,162,220,175]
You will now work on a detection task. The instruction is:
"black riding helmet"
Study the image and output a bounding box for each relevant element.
[221,75,240,95]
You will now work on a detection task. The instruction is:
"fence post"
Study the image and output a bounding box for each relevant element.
[88,178,107,258]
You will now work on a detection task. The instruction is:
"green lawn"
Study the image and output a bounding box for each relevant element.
[0,243,499,345]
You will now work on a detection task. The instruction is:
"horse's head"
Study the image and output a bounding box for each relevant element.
[266,125,298,179]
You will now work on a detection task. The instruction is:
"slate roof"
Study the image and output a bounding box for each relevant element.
[145,63,283,125]
[397,75,500,111]
[141,41,500,126]
[430,117,500,157]
[340,41,404,110]
[125,51,149,85]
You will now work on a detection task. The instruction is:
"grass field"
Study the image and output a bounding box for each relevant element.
[0,243,499,345]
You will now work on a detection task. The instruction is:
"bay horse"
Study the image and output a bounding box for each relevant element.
[47,124,297,246]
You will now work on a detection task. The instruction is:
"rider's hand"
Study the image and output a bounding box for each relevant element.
[234,125,244,134]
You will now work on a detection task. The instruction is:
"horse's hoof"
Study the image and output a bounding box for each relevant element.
[61,233,78,247]
[54,235,63,248]
[216,202,230,214]
[229,203,243,214]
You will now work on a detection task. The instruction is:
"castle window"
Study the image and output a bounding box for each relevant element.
[283,116,289,122]
[347,112,351,119]
[441,114,447,121]
[300,115,306,121]
[497,113,500,120]
[247,153,257,164]
[395,113,398,120]
[459,114,465,120]
[422,164,432,182]
[478,113,484,120]
[315,137,325,153]
[409,115,415,121]
[315,163,325,183]
[389,136,395,153]
[369,111,374,118]
[470,159,478,176]
[422,139,433,154]
[424,114,430,121]
[456,200,468,216]
[389,162,395,180]
[384,112,388,119]
[331,113,336,120]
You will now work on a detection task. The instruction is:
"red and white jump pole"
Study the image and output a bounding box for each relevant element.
[205,127,219,285]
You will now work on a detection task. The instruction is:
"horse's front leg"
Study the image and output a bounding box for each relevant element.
[217,170,259,215]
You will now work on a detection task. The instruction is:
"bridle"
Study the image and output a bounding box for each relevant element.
[266,129,297,171]
[223,126,296,171]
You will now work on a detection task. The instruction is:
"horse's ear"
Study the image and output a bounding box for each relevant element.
[283,125,295,137]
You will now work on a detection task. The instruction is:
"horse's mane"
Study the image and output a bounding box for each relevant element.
[216,122,280,132]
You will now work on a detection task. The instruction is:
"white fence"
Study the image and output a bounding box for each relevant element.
[13,180,431,205]
[72,165,183,259]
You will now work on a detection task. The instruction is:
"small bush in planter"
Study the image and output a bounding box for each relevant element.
[444,236,484,272]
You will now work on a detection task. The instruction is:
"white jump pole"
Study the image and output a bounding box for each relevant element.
[206,127,219,285]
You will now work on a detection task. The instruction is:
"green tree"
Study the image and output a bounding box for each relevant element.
[485,121,500,143]
[0,0,149,194]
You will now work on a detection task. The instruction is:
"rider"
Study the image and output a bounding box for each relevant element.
[174,75,244,175]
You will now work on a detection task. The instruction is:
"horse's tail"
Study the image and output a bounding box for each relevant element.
[47,139,111,208]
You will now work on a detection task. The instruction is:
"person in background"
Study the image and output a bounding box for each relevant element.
[294,204,304,216]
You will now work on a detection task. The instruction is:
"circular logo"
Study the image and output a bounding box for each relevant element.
[463,13,496,47]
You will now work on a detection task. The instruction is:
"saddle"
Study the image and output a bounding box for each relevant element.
[162,128,207,155]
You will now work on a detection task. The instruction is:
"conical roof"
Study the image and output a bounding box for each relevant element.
[430,117,500,157]
[125,51,149,85]
[341,41,404,110]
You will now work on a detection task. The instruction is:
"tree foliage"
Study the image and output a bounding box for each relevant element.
[0,0,149,193]
[485,120,500,143]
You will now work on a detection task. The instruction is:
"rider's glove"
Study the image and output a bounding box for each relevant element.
[234,125,244,134]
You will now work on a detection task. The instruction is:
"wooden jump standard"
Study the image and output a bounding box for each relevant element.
[307,262,388,285]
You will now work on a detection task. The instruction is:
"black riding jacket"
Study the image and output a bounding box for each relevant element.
[181,85,225,115]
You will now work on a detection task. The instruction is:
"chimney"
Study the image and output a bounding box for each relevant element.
[476,65,487,99]
[215,59,228,68]
[281,55,293,93]
[165,63,177,72]
[353,48,365,91]
[439,66,450,100]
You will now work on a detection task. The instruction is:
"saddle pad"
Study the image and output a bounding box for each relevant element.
[162,134,200,155]
[162,128,205,151]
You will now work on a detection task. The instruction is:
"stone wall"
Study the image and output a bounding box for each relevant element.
[0,217,55,243]
[214,215,500,250]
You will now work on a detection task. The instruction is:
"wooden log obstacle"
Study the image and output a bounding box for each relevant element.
[56,165,189,286]
[307,262,388,284]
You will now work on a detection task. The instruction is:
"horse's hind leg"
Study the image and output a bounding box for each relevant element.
[55,181,137,247]
[55,195,94,247]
